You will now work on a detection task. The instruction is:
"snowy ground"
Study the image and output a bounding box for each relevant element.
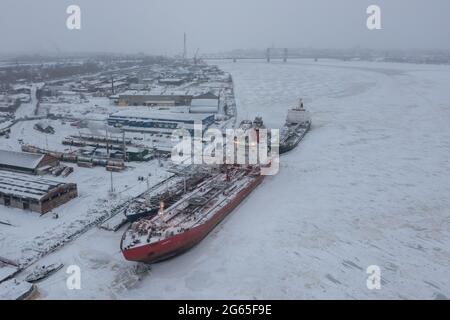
[39,96,116,121]
[3,59,450,299]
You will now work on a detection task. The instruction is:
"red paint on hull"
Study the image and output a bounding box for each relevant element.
[122,175,264,263]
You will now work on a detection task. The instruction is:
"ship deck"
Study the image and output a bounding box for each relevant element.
[122,166,259,250]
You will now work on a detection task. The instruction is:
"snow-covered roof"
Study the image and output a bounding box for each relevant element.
[126,147,146,153]
[110,110,212,122]
[194,92,219,99]
[159,78,185,83]
[191,98,219,108]
[9,93,29,100]
[119,89,170,96]
[0,170,67,201]
[97,81,127,89]
[0,150,45,170]
[12,84,31,91]
[189,106,219,114]
[119,88,206,97]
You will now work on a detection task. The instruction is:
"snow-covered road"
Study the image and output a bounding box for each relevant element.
[37,59,450,299]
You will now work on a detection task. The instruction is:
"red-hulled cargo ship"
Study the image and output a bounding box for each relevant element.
[120,165,264,263]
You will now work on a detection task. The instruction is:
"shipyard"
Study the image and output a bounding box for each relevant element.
[0,0,449,304]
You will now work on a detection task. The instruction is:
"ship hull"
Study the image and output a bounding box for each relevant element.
[279,121,311,154]
[121,174,264,263]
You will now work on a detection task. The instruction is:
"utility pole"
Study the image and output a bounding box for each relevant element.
[110,171,115,193]
[122,130,126,161]
[183,33,187,60]
[145,174,151,206]
[105,124,110,156]
[111,77,115,95]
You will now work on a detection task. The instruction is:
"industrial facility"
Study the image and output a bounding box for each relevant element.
[0,149,59,175]
[116,89,194,107]
[114,89,220,110]
[0,170,78,214]
[187,91,220,114]
[108,110,215,134]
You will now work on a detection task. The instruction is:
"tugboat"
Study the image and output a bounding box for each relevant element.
[124,199,159,223]
[279,99,311,154]
[237,116,267,147]
[252,116,265,131]
[238,116,265,131]
[238,119,253,131]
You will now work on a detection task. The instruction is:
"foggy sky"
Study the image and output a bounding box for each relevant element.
[0,0,449,55]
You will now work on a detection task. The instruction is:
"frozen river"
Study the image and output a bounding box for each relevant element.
[39,59,450,299]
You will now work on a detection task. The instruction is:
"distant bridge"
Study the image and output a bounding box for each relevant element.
[202,48,314,62]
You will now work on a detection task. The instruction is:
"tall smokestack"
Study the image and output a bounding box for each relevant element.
[183,33,187,60]
[111,77,115,95]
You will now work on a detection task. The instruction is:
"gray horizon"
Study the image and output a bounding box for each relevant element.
[0,0,449,56]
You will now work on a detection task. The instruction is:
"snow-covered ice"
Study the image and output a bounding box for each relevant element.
[0,278,34,300]
[0,263,18,283]
[2,59,450,299]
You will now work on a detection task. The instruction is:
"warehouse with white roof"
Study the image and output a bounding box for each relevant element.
[108,110,215,135]
[0,170,78,214]
[0,149,59,175]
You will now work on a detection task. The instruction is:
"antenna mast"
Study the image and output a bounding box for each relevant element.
[183,33,187,60]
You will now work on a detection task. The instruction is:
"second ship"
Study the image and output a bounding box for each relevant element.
[279,98,311,154]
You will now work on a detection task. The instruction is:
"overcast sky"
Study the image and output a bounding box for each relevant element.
[0,0,449,55]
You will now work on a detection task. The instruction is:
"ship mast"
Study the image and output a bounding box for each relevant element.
[299,98,304,110]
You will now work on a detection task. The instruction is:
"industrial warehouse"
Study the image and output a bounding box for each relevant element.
[114,89,220,109]
[0,170,78,214]
[0,149,59,175]
[116,89,195,107]
[108,110,215,134]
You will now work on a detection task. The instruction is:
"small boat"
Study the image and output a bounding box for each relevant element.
[237,116,267,148]
[252,116,265,130]
[25,263,64,283]
[238,117,266,131]
[238,119,253,130]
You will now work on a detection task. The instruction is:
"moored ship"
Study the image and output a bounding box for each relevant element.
[279,98,311,154]
[124,173,210,222]
[121,165,264,263]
